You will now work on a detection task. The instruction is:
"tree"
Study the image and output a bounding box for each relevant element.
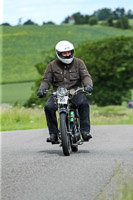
[43,21,55,25]
[75,36,133,106]
[126,9,133,19]
[62,16,70,24]
[114,16,129,29]
[89,17,98,25]
[23,19,37,25]
[62,12,90,25]
[120,16,130,29]
[1,23,11,26]
[72,12,84,24]
[93,8,113,20]
[107,17,114,26]
[113,8,125,19]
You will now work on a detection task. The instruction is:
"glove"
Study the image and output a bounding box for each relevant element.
[37,88,47,98]
[84,84,93,94]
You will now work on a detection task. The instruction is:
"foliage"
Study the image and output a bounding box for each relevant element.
[23,19,37,25]
[43,21,55,25]
[107,17,114,26]
[93,7,133,21]
[114,16,130,29]
[113,8,126,19]
[62,12,90,24]
[63,8,133,25]
[93,8,113,21]
[1,23,11,26]
[127,9,133,19]
[89,17,98,25]
[75,36,133,106]
[72,12,90,24]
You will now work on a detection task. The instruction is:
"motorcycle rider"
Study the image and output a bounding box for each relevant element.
[37,40,93,143]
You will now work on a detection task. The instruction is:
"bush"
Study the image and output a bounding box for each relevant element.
[75,36,133,106]
[89,17,98,25]
[1,23,11,26]
[23,19,37,25]
[107,17,114,26]
[114,17,129,29]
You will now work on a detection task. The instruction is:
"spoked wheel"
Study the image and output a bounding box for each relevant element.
[60,113,71,156]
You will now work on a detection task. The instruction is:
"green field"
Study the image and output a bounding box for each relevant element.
[1,82,35,104]
[1,24,133,83]
[129,19,133,27]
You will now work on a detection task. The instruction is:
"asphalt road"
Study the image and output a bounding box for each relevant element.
[1,125,133,200]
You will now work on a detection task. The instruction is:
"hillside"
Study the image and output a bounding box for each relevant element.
[1,24,133,83]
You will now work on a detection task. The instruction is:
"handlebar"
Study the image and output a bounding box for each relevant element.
[45,87,91,96]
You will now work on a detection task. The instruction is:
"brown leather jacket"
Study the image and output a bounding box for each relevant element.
[40,57,93,91]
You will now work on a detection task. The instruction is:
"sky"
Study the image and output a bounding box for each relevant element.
[1,0,133,25]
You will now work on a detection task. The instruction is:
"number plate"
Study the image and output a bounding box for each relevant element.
[58,96,68,104]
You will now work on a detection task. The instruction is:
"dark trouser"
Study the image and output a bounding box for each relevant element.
[44,93,90,136]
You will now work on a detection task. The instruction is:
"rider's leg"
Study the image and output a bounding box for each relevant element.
[71,93,92,141]
[45,96,58,142]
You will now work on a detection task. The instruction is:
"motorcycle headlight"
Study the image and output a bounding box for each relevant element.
[57,87,68,97]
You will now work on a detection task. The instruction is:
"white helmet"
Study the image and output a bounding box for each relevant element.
[55,40,74,64]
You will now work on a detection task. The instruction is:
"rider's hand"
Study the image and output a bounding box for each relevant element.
[84,84,93,94]
[37,88,47,98]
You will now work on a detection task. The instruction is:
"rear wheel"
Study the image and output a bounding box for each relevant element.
[60,113,71,156]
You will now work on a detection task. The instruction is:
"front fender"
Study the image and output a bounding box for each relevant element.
[58,108,68,114]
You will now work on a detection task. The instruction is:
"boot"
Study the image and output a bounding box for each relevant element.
[82,132,92,142]
[46,134,58,144]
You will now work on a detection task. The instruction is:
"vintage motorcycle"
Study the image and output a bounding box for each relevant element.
[46,87,90,156]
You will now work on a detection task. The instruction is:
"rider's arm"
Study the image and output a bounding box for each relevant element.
[40,63,53,89]
[78,59,93,87]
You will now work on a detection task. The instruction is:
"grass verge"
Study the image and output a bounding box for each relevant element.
[0,105,133,131]
[90,105,133,125]
[0,105,47,131]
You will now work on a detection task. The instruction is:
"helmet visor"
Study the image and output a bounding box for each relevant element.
[57,50,74,60]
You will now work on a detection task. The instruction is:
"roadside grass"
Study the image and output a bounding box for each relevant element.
[95,164,133,200]
[0,105,132,131]
[90,105,133,125]
[117,183,133,200]
[0,106,46,131]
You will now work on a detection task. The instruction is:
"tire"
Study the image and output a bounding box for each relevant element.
[60,113,71,156]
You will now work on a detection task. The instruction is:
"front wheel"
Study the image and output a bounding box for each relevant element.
[60,113,71,156]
